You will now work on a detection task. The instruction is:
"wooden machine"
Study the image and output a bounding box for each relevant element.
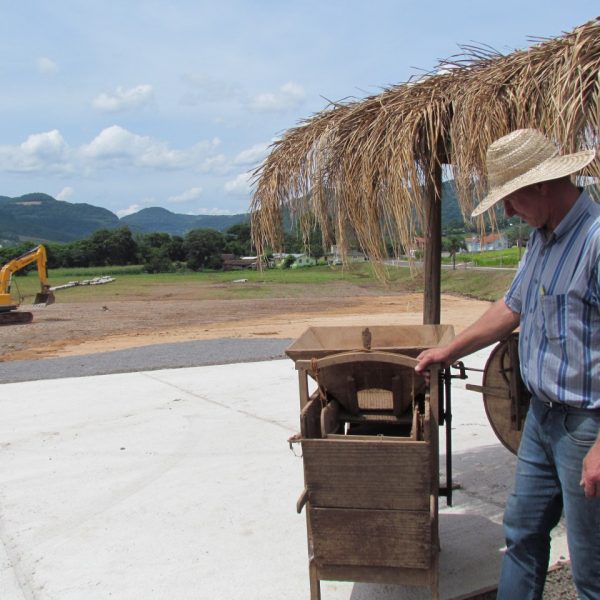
[286,324,456,600]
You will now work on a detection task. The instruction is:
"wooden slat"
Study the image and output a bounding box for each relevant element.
[301,397,322,439]
[302,439,431,510]
[298,368,310,410]
[392,373,413,416]
[316,564,432,586]
[320,400,341,437]
[301,350,420,370]
[309,507,432,569]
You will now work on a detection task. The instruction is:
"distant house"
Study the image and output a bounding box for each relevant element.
[221,254,272,270]
[327,245,369,265]
[271,252,314,268]
[464,233,509,252]
[221,254,254,270]
[291,254,317,268]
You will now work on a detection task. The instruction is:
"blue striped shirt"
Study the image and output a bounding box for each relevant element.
[504,190,600,409]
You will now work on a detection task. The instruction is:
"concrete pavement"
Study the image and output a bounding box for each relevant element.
[0,348,568,599]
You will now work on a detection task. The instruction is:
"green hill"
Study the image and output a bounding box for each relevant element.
[120,207,248,235]
[0,194,249,243]
[0,193,120,243]
[0,181,468,245]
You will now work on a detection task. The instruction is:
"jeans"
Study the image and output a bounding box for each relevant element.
[497,397,600,600]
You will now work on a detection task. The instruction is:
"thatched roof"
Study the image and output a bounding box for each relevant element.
[250,18,600,263]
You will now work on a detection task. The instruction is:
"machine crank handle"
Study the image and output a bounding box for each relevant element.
[450,361,483,378]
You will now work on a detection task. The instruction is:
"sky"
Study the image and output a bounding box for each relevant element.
[0,1,597,219]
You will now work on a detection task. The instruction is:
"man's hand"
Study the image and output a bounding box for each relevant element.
[415,347,453,373]
[581,437,600,498]
[415,347,454,385]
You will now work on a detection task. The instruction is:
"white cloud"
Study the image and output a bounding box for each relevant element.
[81,126,221,170]
[234,142,271,166]
[37,57,59,75]
[248,81,306,113]
[167,186,203,203]
[197,153,229,174]
[116,204,142,218]
[224,172,252,195]
[189,207,236,216]
[92,84,154,113]
[21,129,68,157]
[56,186,74,201]
[0,127,225,178]
[0,130,72,173]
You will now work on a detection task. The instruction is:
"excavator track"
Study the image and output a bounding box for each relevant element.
[0,310,33,325]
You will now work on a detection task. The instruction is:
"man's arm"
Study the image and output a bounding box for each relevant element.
[415,298,520,373]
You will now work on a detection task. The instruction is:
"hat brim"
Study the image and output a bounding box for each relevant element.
[471,149,596,218]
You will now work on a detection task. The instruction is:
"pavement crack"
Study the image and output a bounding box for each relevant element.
[140,372,297,434]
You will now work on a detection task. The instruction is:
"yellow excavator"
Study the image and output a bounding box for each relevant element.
[0,244,55,325]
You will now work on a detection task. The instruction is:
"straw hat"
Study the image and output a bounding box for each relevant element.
[471,129,596,217]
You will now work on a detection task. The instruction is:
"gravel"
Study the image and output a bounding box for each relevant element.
[466,561,578,599]
[0,337,293,383]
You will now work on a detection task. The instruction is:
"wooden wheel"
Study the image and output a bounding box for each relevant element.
[479,333,531,455]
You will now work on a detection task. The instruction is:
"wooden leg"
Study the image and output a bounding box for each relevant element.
[309,559,321,600]
[430,549,440,600]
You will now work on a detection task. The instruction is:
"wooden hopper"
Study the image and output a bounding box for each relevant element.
[288,324,455,600]
[285,324,455,361]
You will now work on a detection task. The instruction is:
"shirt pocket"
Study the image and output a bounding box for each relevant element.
[540,294,566,341]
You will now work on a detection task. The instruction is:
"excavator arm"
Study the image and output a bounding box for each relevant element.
[0,245,55,323]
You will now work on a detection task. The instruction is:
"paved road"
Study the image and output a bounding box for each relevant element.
[0,338,293,384]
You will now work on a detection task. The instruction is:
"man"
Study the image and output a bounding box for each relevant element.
[415,129,600,600]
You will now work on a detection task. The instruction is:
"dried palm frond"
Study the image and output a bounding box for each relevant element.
[251,18,600,271]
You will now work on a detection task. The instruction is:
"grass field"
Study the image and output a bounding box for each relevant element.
[8,262,515,305]
[444,247,525,267]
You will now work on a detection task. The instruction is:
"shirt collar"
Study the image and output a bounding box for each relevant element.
[548,188,591,242]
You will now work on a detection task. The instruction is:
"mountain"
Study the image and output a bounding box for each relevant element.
[120,207,248,236]
[0,193,120,243]
[441,180,468,230]
[0,182,467,245]
[0,194,249,243]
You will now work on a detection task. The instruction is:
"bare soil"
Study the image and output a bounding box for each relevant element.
[1,282,491,362]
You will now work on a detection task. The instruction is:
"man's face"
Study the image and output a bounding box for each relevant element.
[502,185,548,229]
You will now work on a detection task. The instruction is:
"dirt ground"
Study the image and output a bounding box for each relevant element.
[1,282,492,362]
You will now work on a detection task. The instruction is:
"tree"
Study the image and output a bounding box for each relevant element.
[86,229,112,265]
[225,222,253,256]
[444,235,467,270]
[142,247,174,273]
[282,254,296,269]
[183,228,225,271]
[168,235,186,262]
[107,227,138,265]
[506,223,531,252]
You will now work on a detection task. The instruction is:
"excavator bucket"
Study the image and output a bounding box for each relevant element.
[34,290,55,306]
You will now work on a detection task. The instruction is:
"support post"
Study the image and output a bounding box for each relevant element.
[423,160,443,325]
